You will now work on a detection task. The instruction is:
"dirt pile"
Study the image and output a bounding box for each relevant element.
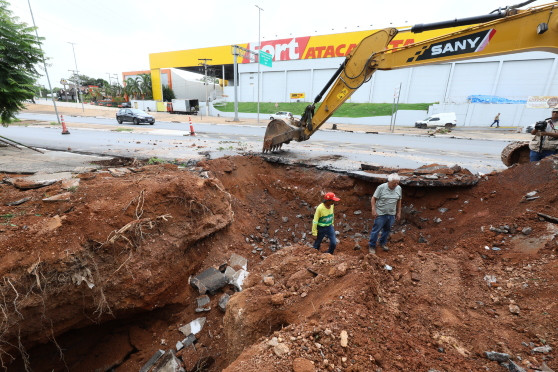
[0,154,557,371]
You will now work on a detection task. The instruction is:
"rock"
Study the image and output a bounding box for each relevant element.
[263,275,275,286]
[231,269,249,291]
[293,357,315,372]
[484,351,510,362]
[418,235,428,243]
[42,192,72,202]
[218,293,230,312]
[282,217,289,223]
[224,266,236,283]
[353,210,362,215]
[151,350,184,372]
[195,295,211,312]
[504,360,527,372]
[525,191,538,197]
[190,267,227,294]
[229,253,248,270]
[521,227,532,235]
[509,304,520,315]
[271,293,285,306]
[411,272,421,282]
[61,178,80,190]
[438,208,448,213]
[5,197,31,206]
[178,317,206,337]
[139,349,165,372]
[532,345,552,353]
[108,167,131,177]
[340,330,348,347]
[434,217,442,224]
[274,343,290,357]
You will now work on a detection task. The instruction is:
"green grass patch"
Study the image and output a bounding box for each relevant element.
[216,102,432,118]
[147,157,166,165]
[112,128,133,132]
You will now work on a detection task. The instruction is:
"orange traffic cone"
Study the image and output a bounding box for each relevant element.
[189,116,196,136]
[60,115,70,135]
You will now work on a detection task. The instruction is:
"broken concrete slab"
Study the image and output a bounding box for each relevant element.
[42,192,72,202]
[190,267,228,294]
[176,333,196,351]
[151,350,185,372]
[195,295,211,312]
[5,197,31,206]
[218,293,230,312]
[108,167,132,177]
[139,349,165,372]
[179,317,206,337]
[224,266,236,283]
[231,269,249,291]
[61,178,80,190]
[229,253,248,270]
[347,170,479,187]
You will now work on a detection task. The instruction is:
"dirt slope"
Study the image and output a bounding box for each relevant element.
[0,154,557,371]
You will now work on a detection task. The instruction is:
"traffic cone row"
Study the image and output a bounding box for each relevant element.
[60,115,70,135]
[189,116,196,136]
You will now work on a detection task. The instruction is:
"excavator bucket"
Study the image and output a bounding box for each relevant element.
[262,119,302,152]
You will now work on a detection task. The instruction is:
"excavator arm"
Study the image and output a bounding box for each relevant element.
[262,1,558,152]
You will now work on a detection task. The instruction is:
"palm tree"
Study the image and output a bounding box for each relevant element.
[125,78,140,100]
[138,74,152,99]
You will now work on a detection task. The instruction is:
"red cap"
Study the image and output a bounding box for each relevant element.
[324,192,340,201]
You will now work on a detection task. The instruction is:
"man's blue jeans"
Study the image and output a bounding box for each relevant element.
[369,214,395,248]
[313,225,336,254]
[530,150,556,162]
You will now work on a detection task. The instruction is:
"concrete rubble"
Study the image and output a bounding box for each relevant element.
[178,317,206,337]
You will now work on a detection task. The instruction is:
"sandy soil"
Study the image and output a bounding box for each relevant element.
[0,151,557,371]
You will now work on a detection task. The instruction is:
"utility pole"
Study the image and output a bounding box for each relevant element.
[67,42,85,112]
[255,5,264,125]
[106,73,112,85]
[198,58,212,117]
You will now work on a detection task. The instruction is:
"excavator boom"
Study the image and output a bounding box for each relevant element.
[262,1,558,152]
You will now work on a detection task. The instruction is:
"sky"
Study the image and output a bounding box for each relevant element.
[8,0,547,89]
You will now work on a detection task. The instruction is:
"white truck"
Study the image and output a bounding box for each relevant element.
[170,99,199,115]
[414,112,457,129]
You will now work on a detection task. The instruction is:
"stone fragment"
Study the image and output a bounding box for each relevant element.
[504,360,527,372]
[229,253,248,270]
[231,269,249,291]
[195,295,211,312]
[61,178,80,190]
[267,337,279,347]
[509,304,520,315]
[484,351,510,362]
[434,217,442,224]
[108,167,131,177]
[293,357,315,372]
[139,349,165,372]
[151,350,184,372]
[521,227,532,235]
[532,345,552,353]
[5,197,31,206]
[218,293,230,312]
[42,192,72,202]
[353,210,362,215]
[273,343,290,356]
[340,330,348,347]
[271,293,285,306]
[263,276,275,286]
[190,267,227,294]
[224,266,236,283]
[411,272,421,282]
[179,317,206,337]
[176,333,196,351]
[282,217,289,223]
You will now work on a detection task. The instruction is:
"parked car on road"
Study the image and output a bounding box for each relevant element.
[270,111,294,121]
[415,112,456,129]
[116,108,155,125]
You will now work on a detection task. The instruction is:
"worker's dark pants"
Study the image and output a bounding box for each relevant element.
[530,150,556,162]
[490,120,500,127]
[313,225,336,254]
[369,214,395,248]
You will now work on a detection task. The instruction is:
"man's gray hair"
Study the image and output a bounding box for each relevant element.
[387,173,400,182]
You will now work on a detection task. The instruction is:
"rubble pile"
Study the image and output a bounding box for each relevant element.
[0,155,556,371]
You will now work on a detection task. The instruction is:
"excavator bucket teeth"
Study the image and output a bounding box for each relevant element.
[262,119,301,152]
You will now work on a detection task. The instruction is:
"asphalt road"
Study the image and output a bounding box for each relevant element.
[10,113,511,174]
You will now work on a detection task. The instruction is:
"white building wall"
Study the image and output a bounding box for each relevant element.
[234,51,558,104]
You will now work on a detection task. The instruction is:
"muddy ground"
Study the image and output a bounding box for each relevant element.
[0,154,557,371]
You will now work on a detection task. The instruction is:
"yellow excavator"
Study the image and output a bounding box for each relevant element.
[263,0,558,165]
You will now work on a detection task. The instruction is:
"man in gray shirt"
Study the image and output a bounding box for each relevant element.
[369,173,402,254]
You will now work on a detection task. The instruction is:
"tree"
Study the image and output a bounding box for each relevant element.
[124,78,140,100]
[0,0,44,124]
[137,74,152,99]
[162,85,175,102]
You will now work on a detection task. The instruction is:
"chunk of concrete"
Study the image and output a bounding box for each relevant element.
[151,350,185,372]
[179,317,206,337]
[195,295,211,312]
[139,349,165,372]
[224,266,236,283]
[42,192,72,202]
[231,269,249,291]
[61,178,80,190]
[176,334,196,351]
[5,197,31,206]
[484,351,510,362]
[229,253,247,270]
[190,267,227,294]
[218,293,230,312]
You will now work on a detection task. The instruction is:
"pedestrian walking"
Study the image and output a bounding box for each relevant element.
[369,174,402,254]
[490,113,501,127]
[312,192,340,254]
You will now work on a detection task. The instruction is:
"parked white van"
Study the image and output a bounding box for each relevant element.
[415,113,457,128]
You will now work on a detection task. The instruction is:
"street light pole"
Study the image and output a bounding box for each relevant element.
[198,58,213,117]
[106,73,112,86]
[255,5,263,125]
[67,42,85,112]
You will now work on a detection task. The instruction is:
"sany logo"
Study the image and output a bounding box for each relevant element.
[414,29,496,62]
[244,37,310,63]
